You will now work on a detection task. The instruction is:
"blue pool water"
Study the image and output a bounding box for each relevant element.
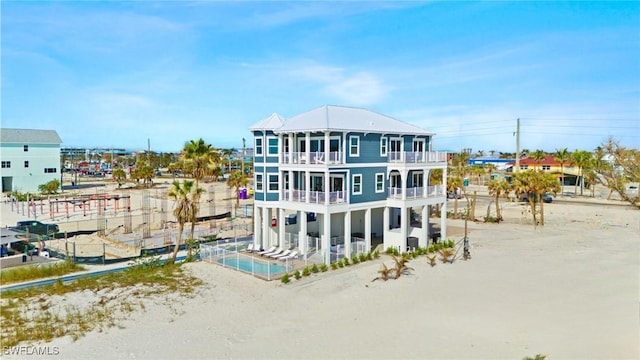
[218,256,288,276]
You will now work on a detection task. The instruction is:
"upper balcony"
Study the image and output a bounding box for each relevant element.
[280,150,447,166]
[282,152,343,165]
[387,185,445,200]
[388,151,447,164]
[282,189,347,205]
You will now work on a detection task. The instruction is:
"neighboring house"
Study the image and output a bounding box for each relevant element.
[0,128,63,193]
[249,105,448,264]
[505,155,579,185]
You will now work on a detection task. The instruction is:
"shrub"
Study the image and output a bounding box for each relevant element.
[311,264,319,273]
[330,263,338,270]
[343,257,350,266]
[302,267,311,277]
[373,250,380,259]
[293,270,301,279]
[280,273,291,284]
[337,260,344,268]
[320,264,328,272]
[351,255,359,264]
[366,252,373,261]
[359,253,367,263]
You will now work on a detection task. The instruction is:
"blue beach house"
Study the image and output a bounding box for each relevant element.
[249,105,448,264]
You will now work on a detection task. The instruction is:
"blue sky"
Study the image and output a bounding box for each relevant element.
[2,1,639,154]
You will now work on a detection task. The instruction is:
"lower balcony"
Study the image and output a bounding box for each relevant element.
[387,185,444,200]
[282,190,347,204]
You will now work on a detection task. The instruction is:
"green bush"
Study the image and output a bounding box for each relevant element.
[294,270,301,279]
[320,264,328,272]
[359,253,367,263]
[366,252,373,261]
[351,255,359,264]
[330,263,338,270]
[302,267,311,277]
[311,264,319,273]
[373,250,380,259]
[343,257,350,266]
[38,179,61,195]
[280,273,291,284]
[337,260,344,268]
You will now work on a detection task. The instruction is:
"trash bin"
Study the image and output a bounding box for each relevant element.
[22,254,27,263]
[239,188,248,200]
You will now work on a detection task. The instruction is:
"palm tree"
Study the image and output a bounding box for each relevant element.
[448,176,463,219]
[512,170,538,225]
[533,171,560,226]
[571,150,593,196]
[531,149,546,171]
[182,139,220,189]
[227,170,249,207]
[167,180,203,262]
[221,148,235,175]
[112,168,127,188]
[487,179,510,221]
[553,148,571,196]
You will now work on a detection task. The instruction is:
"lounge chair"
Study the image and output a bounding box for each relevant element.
[270,249,291,259]
[257,246,277,256]
[263,248,284,257]
[246,244,258,252]
[278,251,299,261]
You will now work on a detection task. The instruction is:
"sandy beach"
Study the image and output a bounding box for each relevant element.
[3,186,638,360]
[1,179,638,359]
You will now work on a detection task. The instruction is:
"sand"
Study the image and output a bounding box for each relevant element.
[2,181,639,359]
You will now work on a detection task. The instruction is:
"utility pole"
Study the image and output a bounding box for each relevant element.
[242,137,246,175]
[515,118,520,173]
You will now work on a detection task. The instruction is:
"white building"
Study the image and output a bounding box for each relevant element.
[249,105,448,264]
[0,128,63,193]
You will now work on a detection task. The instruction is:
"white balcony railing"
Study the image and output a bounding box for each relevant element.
[388,151,447,164]
[282,151,343,165]
[387,185,445,200]
[282,190,346,204]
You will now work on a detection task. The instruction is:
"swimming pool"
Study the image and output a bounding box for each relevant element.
[217,256,289,279]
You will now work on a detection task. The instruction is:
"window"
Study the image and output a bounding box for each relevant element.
[255,174,263,191]
[268,174,279,192]
[255,138,263,156]
[24,161,29,168]
[349,136,359,157]
[1,161,10,168]
[23,145,28,152]
[520,165,529,170]
[44,168,57,173]
[352,174,362,195]
[380,137,388,157]
[267,137,279,156]
[375,173,384,193]
[542,165,551,171]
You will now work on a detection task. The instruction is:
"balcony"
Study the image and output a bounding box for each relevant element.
[282,152,343,165]
[388,151,447,164]
[282,189,347,204]
[387,185,445,200]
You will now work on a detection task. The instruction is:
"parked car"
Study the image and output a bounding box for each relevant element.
[13,220,59,235]
[519,192,554,203]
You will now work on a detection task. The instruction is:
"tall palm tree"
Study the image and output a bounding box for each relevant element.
[487,179,510,221]
[182,139,220,189]
[571,150,593,196]
[227,170,249,207]
[221,148,235,175]
[112,168,127,188]
[168,180,202,262]
[512,170,538,225]
[531,149,546,171]
[447,176,463,219]
[553,148,571,196]
[533,171,560,226]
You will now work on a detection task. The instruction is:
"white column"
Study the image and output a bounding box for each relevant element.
[383,206,389,249]
[278,208,285,249]
[305,170,310,204]
[421,205,429,248]
[344,210,351,258]
[288,170,293,201]
[441,165,447,240]
[278,134,284,164]
[262,207,270,249]
[322,212,331,264]
[300,211,307,257]
[401,170,407,201]
[400,207,408,252]
[364,208,371,253]
[324,132,330,164]
[324,170,330,205]
[305,132,310,164]
[254,205,262,248]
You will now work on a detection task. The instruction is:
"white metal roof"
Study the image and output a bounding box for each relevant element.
[250,105,434,135]
[248,113,285,131]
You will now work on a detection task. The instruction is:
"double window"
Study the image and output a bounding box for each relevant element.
[352,174,362,195]
[255,138,263,156]
[24,161,29,168]
[349,136,360,157]
[255,174,263,191]
[267,137,279,156]
[267,174,279,192]
[375,173,385,193]
[44,168,57,173]
[380,137,388,157]
[23,145,28,152]
[1,161,10,168]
